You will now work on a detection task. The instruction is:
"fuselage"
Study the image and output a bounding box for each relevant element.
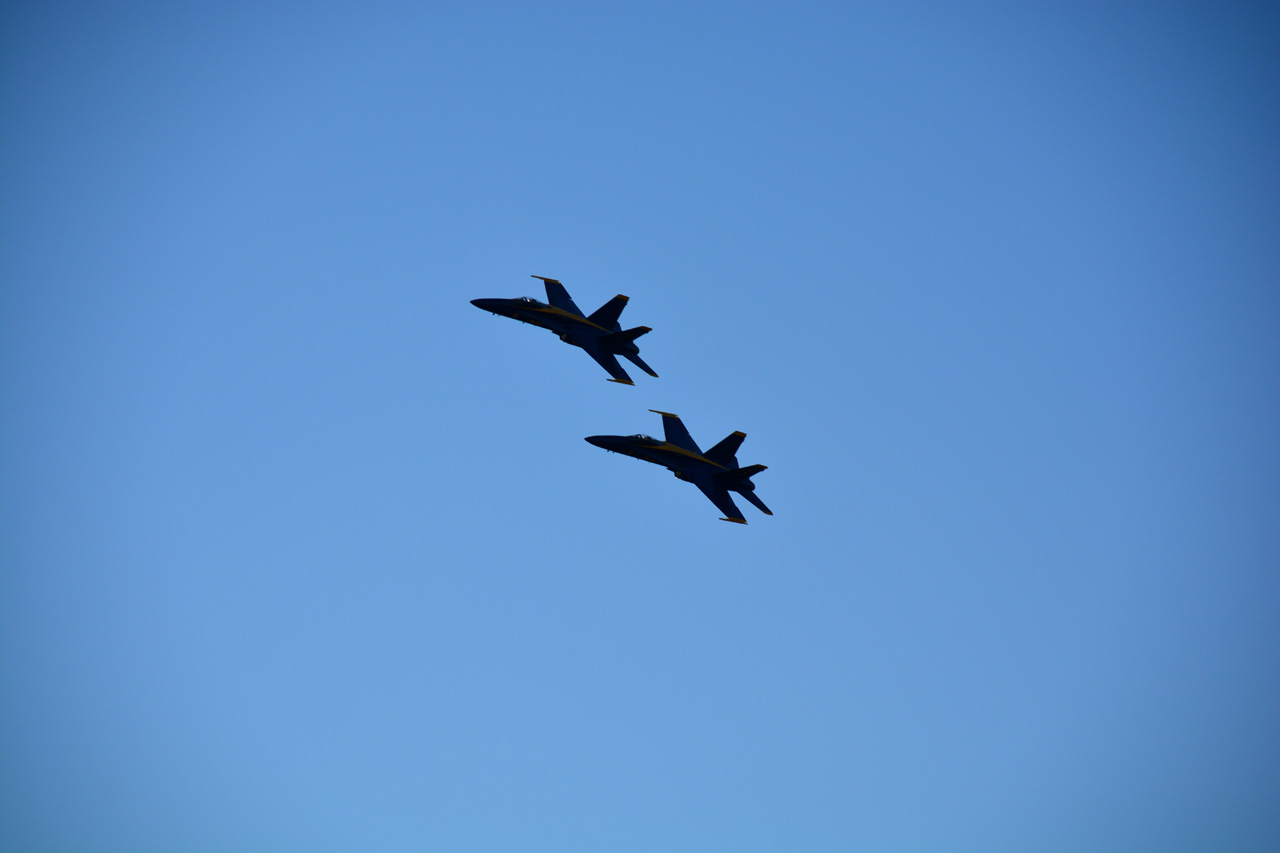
[472,280,657,384]
[584,434,728,476]
[471,297,616,347]
[586,412,770,522]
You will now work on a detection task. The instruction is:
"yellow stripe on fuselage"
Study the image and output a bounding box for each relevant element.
[528,305,607,331]
[651,442,725,468]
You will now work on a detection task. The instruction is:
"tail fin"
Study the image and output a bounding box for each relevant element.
[705,431,746,467]
[599,326,650,350]
[588,294,629,329]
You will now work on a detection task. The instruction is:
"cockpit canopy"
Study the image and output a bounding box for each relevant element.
[632,433,656,441]
[517,296,540,304]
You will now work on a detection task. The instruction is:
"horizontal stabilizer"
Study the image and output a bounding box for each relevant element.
[739,490,772,516]
[624,352,658,378]
[599,326,650,349]
[719,464,771,516]
[588,294,629,329]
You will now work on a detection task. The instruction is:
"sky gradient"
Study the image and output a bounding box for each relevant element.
[3,2,1278,851]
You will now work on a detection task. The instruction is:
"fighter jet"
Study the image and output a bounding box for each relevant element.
[471,276,658,385]
[586,410,773,524]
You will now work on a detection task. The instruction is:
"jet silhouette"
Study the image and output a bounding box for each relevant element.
[587,410,772,524]
[471,276,658,384]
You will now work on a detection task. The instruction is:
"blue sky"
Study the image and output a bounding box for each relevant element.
[2,2,1278,851]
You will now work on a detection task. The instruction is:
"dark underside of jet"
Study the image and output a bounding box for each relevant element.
[471,275,657,385]
[587,410,772,524]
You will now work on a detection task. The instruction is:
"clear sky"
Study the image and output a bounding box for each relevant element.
[2,2,1277,851]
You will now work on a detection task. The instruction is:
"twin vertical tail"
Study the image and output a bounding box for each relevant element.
[705,431,746,468]
[586,291,659,377]
[588,294,630,329]
[707,430,771,515]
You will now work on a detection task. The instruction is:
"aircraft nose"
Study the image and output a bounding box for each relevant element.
[471,298,508,314]
[585,435,618,450]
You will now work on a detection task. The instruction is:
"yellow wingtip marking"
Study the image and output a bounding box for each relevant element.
[720,517,748,525]
[649,409,679,418]
[607,378,635,385]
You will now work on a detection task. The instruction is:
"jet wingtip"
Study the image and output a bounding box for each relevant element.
[607,378,635,386]
[720,517,749,525]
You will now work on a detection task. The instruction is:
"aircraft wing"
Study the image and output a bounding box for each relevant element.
[690,474,747,524]
[532,275,584,316]
[648,410,701,453]
[579,336,634,384]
